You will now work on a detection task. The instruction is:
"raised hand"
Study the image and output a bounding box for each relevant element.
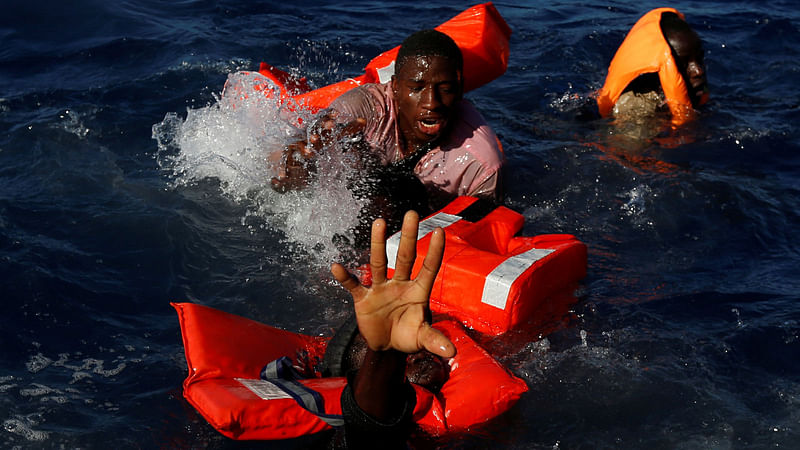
[331,210,455,359]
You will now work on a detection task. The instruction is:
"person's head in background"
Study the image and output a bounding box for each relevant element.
[596,8,710,124]
[660,12,708,108]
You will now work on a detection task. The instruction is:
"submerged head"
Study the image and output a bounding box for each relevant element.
[392,29,464,155]
[344,332,450,392]
[661,12,708,107]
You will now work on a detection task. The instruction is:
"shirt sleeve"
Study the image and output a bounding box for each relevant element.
[327,85,381,125]
[440,100,504,202]
[464,163,501,202]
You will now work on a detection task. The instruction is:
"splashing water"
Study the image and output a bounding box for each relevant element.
[152,71,364,267]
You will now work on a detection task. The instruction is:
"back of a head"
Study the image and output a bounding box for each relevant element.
[658,9,708,109]
[395,29,463,75]
[660,12,695,45]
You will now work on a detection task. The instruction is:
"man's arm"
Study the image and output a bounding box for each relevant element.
[270,113,367,192]
[331,211,454,420]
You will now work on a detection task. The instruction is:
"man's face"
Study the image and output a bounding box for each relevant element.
[392,55,462,154]
[667,29,708,107]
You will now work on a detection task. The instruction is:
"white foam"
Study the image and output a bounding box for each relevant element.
[25,354,52,374]
[153,71,366,268]
[621,183,654,228]
[19,383,59,397]
[2,418,49,441]
[53,108,91,139]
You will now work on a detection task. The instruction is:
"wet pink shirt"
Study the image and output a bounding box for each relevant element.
[327,83,504,202]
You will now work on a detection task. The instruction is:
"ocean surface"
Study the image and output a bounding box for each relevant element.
[2,0,799,448]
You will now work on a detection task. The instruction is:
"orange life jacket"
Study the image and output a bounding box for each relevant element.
[596,8,708,126]
[367,196,587,336]
[173,302,528,440]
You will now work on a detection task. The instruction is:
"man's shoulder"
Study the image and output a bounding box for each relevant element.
[446,100,504,168]
[330,82,391,109]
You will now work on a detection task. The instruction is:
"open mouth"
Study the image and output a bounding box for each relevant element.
[417,117,446,137]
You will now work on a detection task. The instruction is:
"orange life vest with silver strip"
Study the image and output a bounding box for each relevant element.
[226,2,511,118]
[596,8,708,126]
[374,196,587,336]
[173,302,528,440]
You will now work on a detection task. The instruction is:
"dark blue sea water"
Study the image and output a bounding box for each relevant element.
[3,0,799,448]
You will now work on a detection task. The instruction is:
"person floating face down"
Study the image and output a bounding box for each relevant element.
[271,30,505,215]
[596,8,709,126]
[326,210,454,449]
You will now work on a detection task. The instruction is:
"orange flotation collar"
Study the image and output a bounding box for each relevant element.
[362,196,587,336]
[173,302,528,440]
[596,8,707,125]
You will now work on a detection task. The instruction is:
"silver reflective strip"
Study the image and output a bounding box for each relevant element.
[237,379,345,427]
[262,362,278,379]
[278,381,323,414]
[481,248,555,310]
[386,213,462,270]
[236,378,292,400]
[320,414,345,427]
[376,61,396,84]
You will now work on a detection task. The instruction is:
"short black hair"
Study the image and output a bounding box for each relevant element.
[660,11,694,40]
[395,29,463,74]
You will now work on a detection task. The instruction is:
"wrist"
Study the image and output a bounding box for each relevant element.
[352,347,409,420]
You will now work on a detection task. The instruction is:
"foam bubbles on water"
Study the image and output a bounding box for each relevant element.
[25,354,52,374]
[0,376,18,394]
[620,183,654,227]
[547,89,592,113]
[54,108,91,139]
[725,127,771,150]
[2,348,142,445]
[25,351,128,383]
[3,417,49,442]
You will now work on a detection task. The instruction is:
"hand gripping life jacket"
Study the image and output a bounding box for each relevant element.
[596,8,709,126]
[225,2,511,117]
[173,302,528,441]
[370,196,587,336]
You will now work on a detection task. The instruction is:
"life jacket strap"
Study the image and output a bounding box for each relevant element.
[260,357,345,427]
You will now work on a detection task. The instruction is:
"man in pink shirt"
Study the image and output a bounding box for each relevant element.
[271,29,505,210]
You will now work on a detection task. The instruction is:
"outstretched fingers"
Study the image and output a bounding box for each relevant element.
[369,218,388,285]
[392,211,420,282]
[414,227,444,294]
[331,263,366,300]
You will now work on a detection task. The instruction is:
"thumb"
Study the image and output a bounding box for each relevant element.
[418,324,456,359]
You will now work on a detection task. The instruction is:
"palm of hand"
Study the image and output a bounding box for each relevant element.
[331,211,455,359]
[353,278,432,354]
